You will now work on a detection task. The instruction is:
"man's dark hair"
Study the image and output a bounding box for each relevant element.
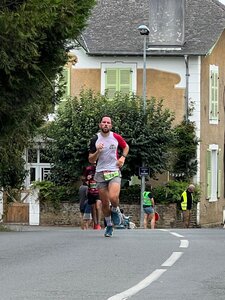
[101,115,112,123]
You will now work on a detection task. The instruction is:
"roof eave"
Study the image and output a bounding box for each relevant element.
[86,51,205,57]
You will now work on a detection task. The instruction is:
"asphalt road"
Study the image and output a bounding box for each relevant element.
[0,226,225,300]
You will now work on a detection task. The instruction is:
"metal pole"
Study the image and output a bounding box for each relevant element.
[184,55,189,176]
[143,35,147,114]
[184,55,189,122]
[140,35,147,227]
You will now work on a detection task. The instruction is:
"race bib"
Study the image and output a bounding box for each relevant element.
[89,181,97,189]
[103,171,119,181]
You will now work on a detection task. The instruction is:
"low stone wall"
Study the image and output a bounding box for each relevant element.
[40,202,197,228]
[40,202,81,226]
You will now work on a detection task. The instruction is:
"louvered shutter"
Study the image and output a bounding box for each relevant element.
[217,148,221,198]
[62,68,70,100]
[206,149,211,199]
[119,69,132,95]
[209,69,219,120]
[105,69,117,99]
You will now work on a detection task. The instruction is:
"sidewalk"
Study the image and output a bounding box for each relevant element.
[2,224,80,232]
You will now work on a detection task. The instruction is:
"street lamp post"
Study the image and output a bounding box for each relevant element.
[138,25,150,227]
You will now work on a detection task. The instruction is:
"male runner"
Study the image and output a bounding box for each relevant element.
[88,116,129,237]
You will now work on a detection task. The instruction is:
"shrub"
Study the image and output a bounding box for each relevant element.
[120,184,141,204]
[31,181,79,210]
[152,181,201,204]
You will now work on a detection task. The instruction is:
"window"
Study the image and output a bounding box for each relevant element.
[28,149,38,163]
[25,147,52,187]
[209,65,219,124]
[41,168,51,181]
[105,68,132,99]
[206,145,221,201]
[30,168,36,183]
[40,149,51,163]
[101,62,137,98]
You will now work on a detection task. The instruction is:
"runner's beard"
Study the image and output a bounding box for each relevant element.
[101,127,110,133]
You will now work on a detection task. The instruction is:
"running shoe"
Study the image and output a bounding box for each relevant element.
[104,225,113,237]
[111,209,122,225]
[94,224,101,230]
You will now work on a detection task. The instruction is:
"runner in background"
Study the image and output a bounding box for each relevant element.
[84,164,102,230]
[78,179,92,230]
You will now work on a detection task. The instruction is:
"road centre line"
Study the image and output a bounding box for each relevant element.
[180,239,189,248]
[161,251,183,267]
[108,230,187,300]
[107,269,167,300]
[170,232,184,238]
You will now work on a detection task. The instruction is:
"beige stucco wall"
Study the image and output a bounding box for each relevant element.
[72,67,185,124]
[137,69,185,124]
[199,30,225,226]
[71,69,101,97]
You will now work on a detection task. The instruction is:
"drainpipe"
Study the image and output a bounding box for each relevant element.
[184,55,189,122]
[223,208,225,227]
[0,189,3,222]
[196,202,200,227]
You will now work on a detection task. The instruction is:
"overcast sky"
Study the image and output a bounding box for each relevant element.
[219,0,225,5]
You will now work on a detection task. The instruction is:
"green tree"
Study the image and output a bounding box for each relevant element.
[0,138,27,189]
[0,0,96,188]
[43,91,175,185]
[0,0,96,138]
[170,120,199,181]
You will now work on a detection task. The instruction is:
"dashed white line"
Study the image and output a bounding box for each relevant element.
[180,239,189,248]
[161,251,183,267]
[170,232,184,238]
[108,230,189,300]
[107,269,167,300]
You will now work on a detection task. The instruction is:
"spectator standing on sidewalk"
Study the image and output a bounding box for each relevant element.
[180,184,195,228]
[143,186,155,229]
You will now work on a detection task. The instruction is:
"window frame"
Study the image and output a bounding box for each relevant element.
[209,65,219,124]
[101,62,137,97]
[206,144,221,202]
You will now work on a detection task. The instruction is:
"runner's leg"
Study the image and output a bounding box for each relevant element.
[98,187,111,218]
[96,199,102,225]
[92,203,97,227]
[108,181,120,207]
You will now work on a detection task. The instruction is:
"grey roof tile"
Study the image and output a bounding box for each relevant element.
[80,0,225,56]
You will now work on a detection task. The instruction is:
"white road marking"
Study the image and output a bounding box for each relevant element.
[180,239,189,248]
[107,269,167,300]
[108,230,188,299]
[170,232,184,238]
[161,251,183,267]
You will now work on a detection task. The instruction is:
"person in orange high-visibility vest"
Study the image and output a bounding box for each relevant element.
[180,184,195,228]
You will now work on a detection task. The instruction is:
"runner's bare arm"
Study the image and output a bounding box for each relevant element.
[117,144,129,168]
[89,143,104,163]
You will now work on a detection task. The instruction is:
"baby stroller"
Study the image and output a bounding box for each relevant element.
[115,209,132,229]
[122,215,131,229]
